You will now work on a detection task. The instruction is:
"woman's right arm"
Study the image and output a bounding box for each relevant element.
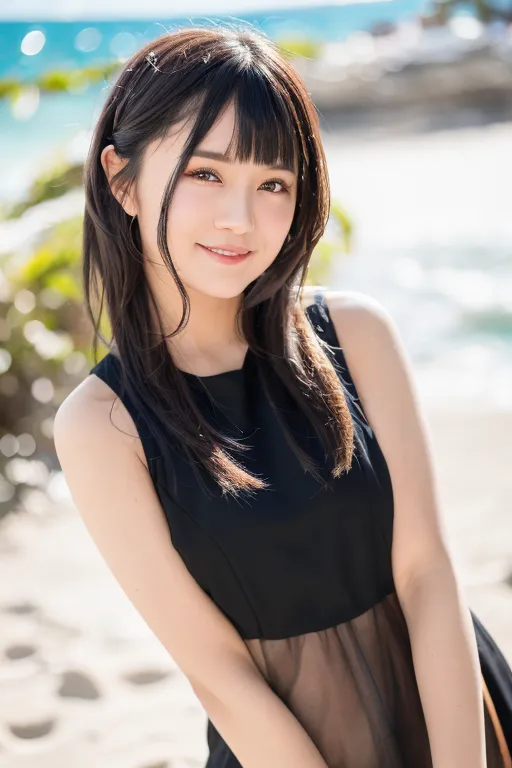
[53,384,328,768]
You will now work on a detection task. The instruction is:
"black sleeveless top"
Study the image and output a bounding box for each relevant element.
[89,291,512,768]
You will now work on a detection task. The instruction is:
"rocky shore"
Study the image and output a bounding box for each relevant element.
[298,19,512,129]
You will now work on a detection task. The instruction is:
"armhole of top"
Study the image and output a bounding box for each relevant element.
[89,353,126,403]
[307,290,370,426]
[89,354,163,467]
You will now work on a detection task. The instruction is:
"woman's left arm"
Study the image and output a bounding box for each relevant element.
[326,289,487,768]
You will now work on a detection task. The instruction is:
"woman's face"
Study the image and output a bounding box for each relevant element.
[119,101,299,299]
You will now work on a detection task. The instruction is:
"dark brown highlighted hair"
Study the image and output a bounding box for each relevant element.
[83,24,355,498]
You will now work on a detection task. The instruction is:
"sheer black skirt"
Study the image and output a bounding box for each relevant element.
[207,592,512,768]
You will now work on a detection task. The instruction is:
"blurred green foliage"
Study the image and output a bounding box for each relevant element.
[276,38,323,60]
[0,208,89,519]
[4,162,84,219]
[0,61,121,102]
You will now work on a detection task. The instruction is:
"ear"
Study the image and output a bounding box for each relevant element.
[100,144,137,217]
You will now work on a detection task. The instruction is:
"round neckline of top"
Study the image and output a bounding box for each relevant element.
[178,299,319,378]
[108,348,253,381]
[179,346,252,380]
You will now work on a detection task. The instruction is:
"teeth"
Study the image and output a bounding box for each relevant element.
[206,247,248,256]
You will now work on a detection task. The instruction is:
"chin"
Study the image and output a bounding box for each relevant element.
[184,280,249,300]
[205,285,251,300]
[183,271,265,299]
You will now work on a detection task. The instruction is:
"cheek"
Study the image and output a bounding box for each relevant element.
[166,185,205,239]
[136,180,167,243]
[137,182,202,256]
[258,197,296,240]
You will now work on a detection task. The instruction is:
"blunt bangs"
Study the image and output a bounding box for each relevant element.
[171,59,301,179]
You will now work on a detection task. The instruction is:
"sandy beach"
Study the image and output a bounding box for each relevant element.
[0,395,511,768]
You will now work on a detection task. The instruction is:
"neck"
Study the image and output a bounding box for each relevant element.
[143,260,247,372]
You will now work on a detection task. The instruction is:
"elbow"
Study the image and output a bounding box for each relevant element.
[395,553,459,606]
[188,653,260,714]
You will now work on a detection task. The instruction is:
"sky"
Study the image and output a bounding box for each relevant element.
[0,0,386,21]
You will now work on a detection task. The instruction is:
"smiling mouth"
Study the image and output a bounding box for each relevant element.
[198,244,253,262]
[199,245,251,256]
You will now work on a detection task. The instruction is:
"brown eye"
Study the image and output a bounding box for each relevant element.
[260,179,290,194]
[187,168,220,182]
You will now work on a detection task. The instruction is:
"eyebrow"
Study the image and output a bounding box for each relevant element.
[191,149,296,173]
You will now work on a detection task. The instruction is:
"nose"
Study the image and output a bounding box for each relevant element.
[213,187,254,235]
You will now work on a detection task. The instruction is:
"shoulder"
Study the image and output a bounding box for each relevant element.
[322,288,401,365]
[322,288,392,332]
[300,285,390,327]
[321,288,419,446]
[54,370,148,472]
[321,288,412,418]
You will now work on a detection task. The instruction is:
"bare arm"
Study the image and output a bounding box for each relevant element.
[327,290,487,768]
[53,383,328,768]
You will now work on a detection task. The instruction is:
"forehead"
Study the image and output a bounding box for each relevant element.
[160,100,299,173]
[197,102,240,150]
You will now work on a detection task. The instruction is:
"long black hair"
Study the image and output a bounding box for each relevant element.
[83,24,355,498]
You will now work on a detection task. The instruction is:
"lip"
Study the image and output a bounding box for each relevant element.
[200,243,251,254]
[198,243,253,265]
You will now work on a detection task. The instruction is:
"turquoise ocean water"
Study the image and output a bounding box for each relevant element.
[0,4,428,79]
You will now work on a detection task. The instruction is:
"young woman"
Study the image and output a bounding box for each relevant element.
[54,25,512,768]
